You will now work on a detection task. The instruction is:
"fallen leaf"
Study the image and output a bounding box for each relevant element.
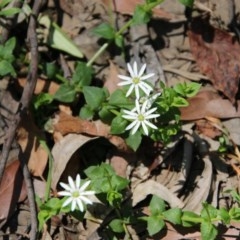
[132,179,184,208]
[51,134,99,190]
[188,15,240,103]
[103,60,120,94]
[180,90,240,120]
[102,0,173,20]
[195,119,222,138]
[17,113,48,177]
[0,160,27,228]
[17,77,60,95]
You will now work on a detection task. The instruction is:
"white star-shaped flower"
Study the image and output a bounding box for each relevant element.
[122,100,160,136]
[118,61,154,99]
[58,174,95,212]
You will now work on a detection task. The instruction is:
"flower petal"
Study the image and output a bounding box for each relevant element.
[138,63,146,77]
[76,174,81,189]
[62,197,73,208]
[76,198,84,212]
[71,199,77,211]
[118,75,132,81]
[82,190,95,196]
[118,81,131,86]
[125,120,138,131]
[131,121,141,134]
[59,182,72,192]
[122,114,137,120]
[140,72,155,80]
[126,84,134,97]
[79,180,91,192]
[127,63,135,77]
[133,61,138,76]
[141,122,149,135]
[58,191,72,197]
[68,176,76,190]
[144,120,158,129]
[135,85,140,99]
[79,195,93,205]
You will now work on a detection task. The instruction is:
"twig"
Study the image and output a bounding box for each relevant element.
[0,0,43,239]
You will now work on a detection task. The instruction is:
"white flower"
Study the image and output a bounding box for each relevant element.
[58,174,95,212]
[133,92,161,111]
[122,100,160,136]
[118,61,154,99]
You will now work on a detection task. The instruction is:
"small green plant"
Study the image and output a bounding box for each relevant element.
[0,37,17,77]
[0,0,21,17]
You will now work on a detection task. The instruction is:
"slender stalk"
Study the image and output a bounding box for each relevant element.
[87,43,109,67]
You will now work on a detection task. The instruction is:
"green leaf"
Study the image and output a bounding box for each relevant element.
[98,105,115,123]
[174,82,201,98]
[126,131,142,151]
[132,5,152,25]
[111,175,129,192]
[72,61,93,88]
[38,15,83,58]
[33,93,53,109]
[181,211,202,227]
[79,104,95,119]
[172,96,189,107]
[109,219,124,233]
[54,83,76,102]
[0,0,12,8]
[3,37,16,56]
[0,60,16,76]
[229,207,240,221]
[43,62,59,79]
[178,0,194,8]
[109,89,133,108]
[201,203,218,221]
[162,208,182,225]
[0,8,21,17]
[82,86,106,111]
[115,34,124,48]
[218,208,230,224]
[92,23,116,40]
[110,114,128,134]
[147,215,165,236]
[149,195,165,215]
[200,220,218,240]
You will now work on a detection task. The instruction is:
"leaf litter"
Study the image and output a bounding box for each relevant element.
[2,0,240,239]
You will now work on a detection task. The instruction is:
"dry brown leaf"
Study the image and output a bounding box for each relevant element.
[132,179,184,208]
[17,114,48,177]
[188,16,240,103]
[51,134,98,190]
[195,119,222,138]
[103,60,120,94]
[53,111,110,136]
[102,0,173,20]
[180,90,240,120]
[0,160,27,228]
[17,77,60,95]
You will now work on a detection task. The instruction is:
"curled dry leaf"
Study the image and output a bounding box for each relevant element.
[17,114,48,177]
[0,160,27,228]
[51,134,99,190]
[180,90,240,120]
[17,77,60,95]
[132,179,184,208]
[188,16,240,103]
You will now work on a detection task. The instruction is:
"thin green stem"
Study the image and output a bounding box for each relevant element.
[87,43,109,67]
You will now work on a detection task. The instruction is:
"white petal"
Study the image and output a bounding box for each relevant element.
[141,122,149,135]
[146,113,160,119]
[118,75,132,81]
[141,100,149,113]
[123,109,137,116]
[126,84,134,97]
[144,107,158,116]
[68,176,75,190]
[62,197,73,207]
[71,199,77,211]
[141,81,153,91]
[118,81,131,86]
[131,121,141,134]
[138,84,152,97]
[76,199,84,212]
[82,190,95,196]
[135,100,141,113]
[140,72,155,80]
[79,195,93,205]
[138,63,146,77]
[125,120,138,131]
[122,114,137,120]
[127,63,135,77]
[79,180,91,192]
[144,120,158,129]
[58,191,72,197]
[76,174,81,189]
[135,85,140,99]
[59,182,72,192]
[133,61,138,76]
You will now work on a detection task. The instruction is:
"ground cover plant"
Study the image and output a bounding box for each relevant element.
[1,0,240,239]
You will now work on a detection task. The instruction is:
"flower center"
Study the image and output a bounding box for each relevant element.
[72,190,80,198]
[138,114,145,121]
[132,77,140,84]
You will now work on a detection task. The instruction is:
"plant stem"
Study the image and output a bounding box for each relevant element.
[87,43,109,67]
